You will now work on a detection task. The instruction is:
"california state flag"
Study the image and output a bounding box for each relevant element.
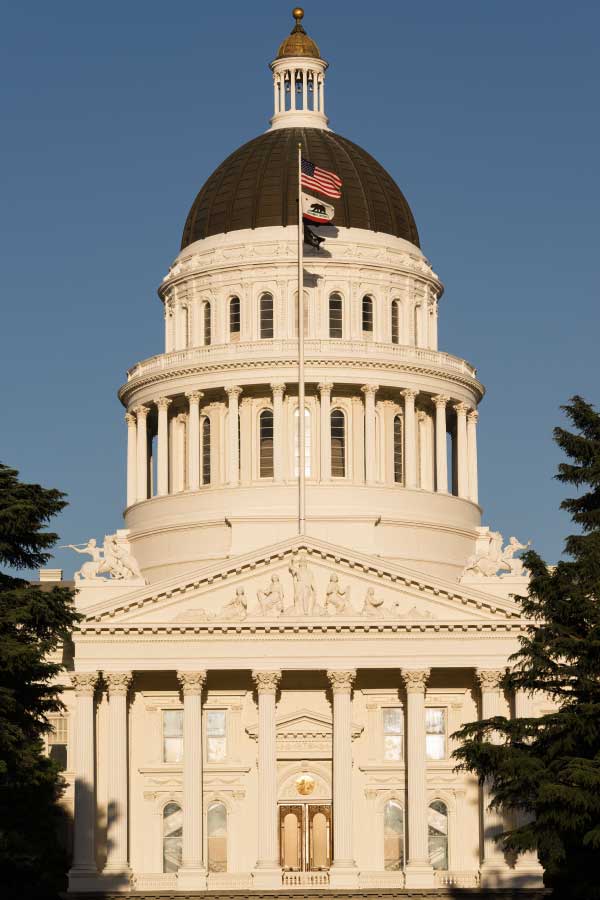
[301,192,335,224]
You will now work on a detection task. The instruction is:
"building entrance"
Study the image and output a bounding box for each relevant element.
[279,804,332,871]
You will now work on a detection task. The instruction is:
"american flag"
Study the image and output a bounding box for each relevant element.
[301,158,342,199]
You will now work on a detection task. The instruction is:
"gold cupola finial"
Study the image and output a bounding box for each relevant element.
[277,7,321,59]
[292,7,305,28]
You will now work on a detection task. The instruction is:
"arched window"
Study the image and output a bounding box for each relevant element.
[428,800,448,870]
[391,300,400,344]
[294,291,309,337]
[294,407,311,477]
[394,415,404,484]
[203,301,211,346]
[329,293,343,338]
[260,293,274,339]
[259,409,274,478]
[207,802,227,873]
[229,296,241,341]
[330,409,346,477]
[201,417,211,485]
[362,295,374,334]
[384,800,404,871]
[163,802,182,873]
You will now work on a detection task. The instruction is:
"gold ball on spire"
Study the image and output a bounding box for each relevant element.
[292,7,304,23]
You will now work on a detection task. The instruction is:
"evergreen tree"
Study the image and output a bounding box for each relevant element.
[453,396,600,899]
[0,463,80,897]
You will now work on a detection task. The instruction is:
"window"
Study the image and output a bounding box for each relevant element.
[207,802,227,872]
[383,707,403,761]
[163,802,183,873]
[394,415,404,484]
[207,710,226,762]
[362,295,374,334]
[330,409,346,478]
[294,407,312,477]
[163,710,184,763]
[425,708,446,760]
[329,293,343,338]
[201,417,211,485]
[48,714,68,770]
[260,293,274,339]
[259,409,274,478]
[391,300,400,344]
[203,301,211,346]
[229,296,240,341]
[428,800,448,870]
[384,800,404,871]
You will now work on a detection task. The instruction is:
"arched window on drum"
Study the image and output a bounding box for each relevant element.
[260,293,274,339]
[229,296,241,342]
[259,409,274,478]
[207,802,227,873]
[362,295,374,336]
[330,409,346,478]
[383,800,404,871]
[201,417,211,485]
[391,299,400,344]
[329,293,343,338]
[428,800,448,870]
[393,415,404,484]
[202,301,211,346]
[163,802,182,873]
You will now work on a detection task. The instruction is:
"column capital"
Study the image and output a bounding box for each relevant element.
[453,401,469,415]
[416,409,428,423]
[432,394,450,409]
[318,381,334,394]
[178,671,207,695]
[476,668,505,691]
[104,671,133,696]
[402,668,430,693]
[270,381,286,397]
[125,412,136,427]
[71,672,99,696]
[134,404,150,420]
[225,385,243,399]
[156,396,173,410]
[467,409,479,424]
[252,670,281,694]
[185,391,203,404]
[327,669,356,693]
[401,388,418,402]
[361,384,379,397]
[176,412,187,424]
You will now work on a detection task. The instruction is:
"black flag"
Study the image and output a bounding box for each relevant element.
[303,222,325,251]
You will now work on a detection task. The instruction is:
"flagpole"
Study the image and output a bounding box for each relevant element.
[297,143,305,536]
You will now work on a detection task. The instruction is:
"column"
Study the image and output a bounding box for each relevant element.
[135,405,149,502]
[351,396,365,483]
[402,669,434,888]
[104,672,132,878]
[454,402,469,498]
[252,670,282,888]
[175,413,187,492]
[68,673,99,887]
[512,690,544,886]
[467,409,479,504]
[271,383,286,482]
[291,69,296,110]
[302,67,308,110]
[432,395,449,493]
[477,669,508,884]
[273,73,279,115]
[125,413,137,507]
[361,384,379,485]
[318,382,333,481]
[240,398,253,484]
[156,398,171,496]
[186,391,202,491]
[225,386,242,485]
[420,292,430,348]
[177,671,207,889]
[327,670,358,887]
[401,389,418,489]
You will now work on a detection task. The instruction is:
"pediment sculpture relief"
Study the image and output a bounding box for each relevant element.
[68,530,146,584]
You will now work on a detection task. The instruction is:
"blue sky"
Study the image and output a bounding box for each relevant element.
[1,1,598,578]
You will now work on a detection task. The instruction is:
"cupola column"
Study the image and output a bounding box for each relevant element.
[319,382,333,480]
[401,389,418,488]
[125,413,137,507]
[156,398,171,496]
[103,672,132,878]
[271,383,286,482]
[327,670,358,888]
[402,669,435,888]
[186,392,203,491]
[432,395,449,493]
[177,671,207,889]
[226,387,242,485]
[68,673,99,886]
[135,406,149,502]
[252,671,282,888]
[467,409,479,503]
[362,385,379,485]
[454,402,469,499]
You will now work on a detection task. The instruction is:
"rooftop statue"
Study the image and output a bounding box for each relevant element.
[68,532,145,583]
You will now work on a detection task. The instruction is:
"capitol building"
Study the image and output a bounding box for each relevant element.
[50,9,547,897]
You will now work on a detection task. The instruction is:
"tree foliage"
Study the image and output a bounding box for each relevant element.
[0,463,80,897]
[453,396,600,899]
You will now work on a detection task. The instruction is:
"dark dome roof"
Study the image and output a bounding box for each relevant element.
[181,128,420,249]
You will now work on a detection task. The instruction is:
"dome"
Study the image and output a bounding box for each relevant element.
[277,7,321,59]
[181,128,420,249]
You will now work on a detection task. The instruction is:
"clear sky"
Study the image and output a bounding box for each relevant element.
[1,1,598,578]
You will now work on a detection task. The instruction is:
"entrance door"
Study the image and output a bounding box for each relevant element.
[280,805,332,871]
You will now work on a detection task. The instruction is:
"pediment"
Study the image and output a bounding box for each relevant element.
[246,708,361,758]
[79,536,523,635]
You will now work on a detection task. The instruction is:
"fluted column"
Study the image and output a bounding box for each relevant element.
[186,392,202,491]
[252,670,282,889]
[135,405,149,502]
[432,395,449,493]
[454,402,469,498]
[226,386,242,486]
[477,669,508,883]
[327,670,358,887]
[467,409,479,503]
[319,382,333,481]
[104,672,132,877]
[401,389,418,489]
[177,671,207,889]
[402,668,434,888]
[68,673,99,886]
[362,385,379,485]
[271,383,286,482]
[125,413,137,507]
[156,398,171,496]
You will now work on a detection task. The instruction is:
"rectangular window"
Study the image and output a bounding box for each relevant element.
[163,709,184,763]
[207,710,227,762]
[383,707,404,761]
[425,708,446,760]
[48,714,68,770]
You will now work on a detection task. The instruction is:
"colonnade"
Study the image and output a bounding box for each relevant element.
[125,385,479,506]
